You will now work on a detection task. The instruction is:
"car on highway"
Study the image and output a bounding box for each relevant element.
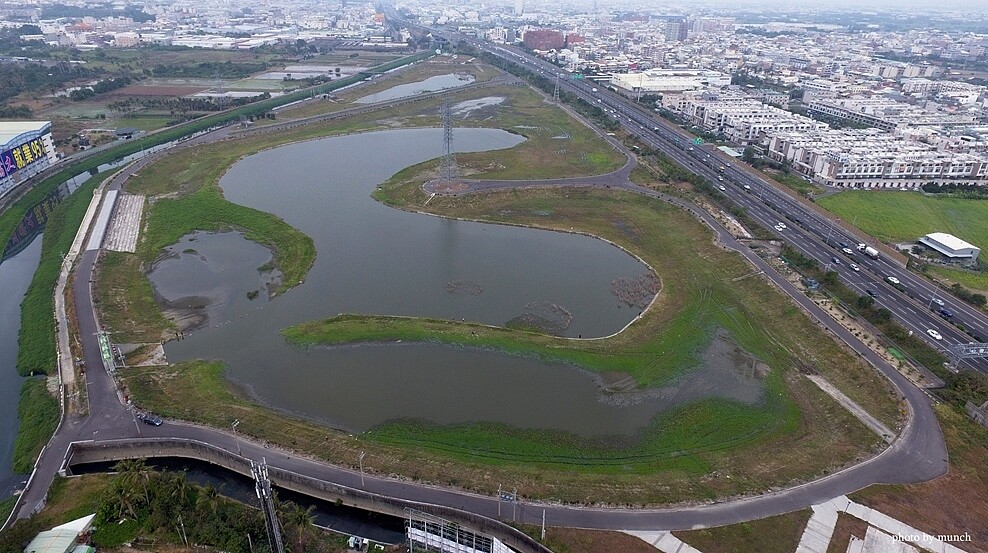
[886,276,900,285]
[849,263,860,271]
[717,175,724,181]
[774,224,785,232]
[927,329,943,341]
[718,185,726,191]
[831,256,841,265]
[866,289,878,297]
[841,247,854,256]
[932,298,945,307]
[743,184,751,190]
[777,222,787,229]
[939,308,954,318]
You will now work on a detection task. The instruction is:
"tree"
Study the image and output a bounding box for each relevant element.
[856,295,875,309]
[876,308,893,322]
[279,501,316,552]
[196,483,221,516]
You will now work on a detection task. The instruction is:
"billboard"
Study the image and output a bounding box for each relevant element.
[0,136,47,180]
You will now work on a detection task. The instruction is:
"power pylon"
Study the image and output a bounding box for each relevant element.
[440,94,458,184]
[251,459,285,553]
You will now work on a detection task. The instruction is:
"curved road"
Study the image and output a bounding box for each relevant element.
[10,78,947,534]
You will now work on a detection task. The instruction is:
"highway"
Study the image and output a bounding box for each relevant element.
[4,43,952,539]
[466,37,988,375]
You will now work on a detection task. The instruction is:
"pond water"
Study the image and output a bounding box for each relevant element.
[157,128,763,437]
[353,74,475,104]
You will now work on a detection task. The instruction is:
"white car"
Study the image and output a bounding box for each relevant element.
[932,298,944,307]
[718,185,727,191]
[774,225,785,232]
[886,276,900,285]
[849,263,860,271]
[777,222,787,229]
[927,329,942,341]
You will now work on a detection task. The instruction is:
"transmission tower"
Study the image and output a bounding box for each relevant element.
[251,459,285,553]
[439,94,458,184]
[553,73,560,103]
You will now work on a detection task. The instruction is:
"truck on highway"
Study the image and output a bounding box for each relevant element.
[856,243,880,259]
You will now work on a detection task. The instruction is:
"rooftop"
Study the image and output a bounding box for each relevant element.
[923,232,979,252]
[0,121,51,146]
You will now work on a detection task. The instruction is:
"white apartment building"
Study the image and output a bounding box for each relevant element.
[675,91,826,145]
[806,97,978,131]
[765,128,988,189]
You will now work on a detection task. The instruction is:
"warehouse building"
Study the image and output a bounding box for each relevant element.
[919,232,981,262]
[0,121,58,199]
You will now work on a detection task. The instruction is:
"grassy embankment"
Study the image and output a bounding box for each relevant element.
[124,186,895,504]
[817,191,988,292]
[673,509,812,553]
[8,174,104,474]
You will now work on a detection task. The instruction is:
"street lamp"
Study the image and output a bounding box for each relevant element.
[232,419,241,456]
[129,403,141,436]
[929,280,942,310]
[358,451,366,487]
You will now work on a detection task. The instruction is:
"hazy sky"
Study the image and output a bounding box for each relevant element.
[617,0,988,12]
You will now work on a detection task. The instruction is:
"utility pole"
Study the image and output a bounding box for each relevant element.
[541,509,546,540]
[497,484,502,518]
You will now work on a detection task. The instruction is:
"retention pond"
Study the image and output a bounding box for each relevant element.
[157,128,764,437]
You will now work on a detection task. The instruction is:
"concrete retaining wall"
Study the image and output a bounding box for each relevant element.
[65,438,553,553]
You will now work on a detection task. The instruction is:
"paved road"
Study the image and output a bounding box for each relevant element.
[8,59,949,535]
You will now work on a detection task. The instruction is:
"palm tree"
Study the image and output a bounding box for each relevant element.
[114,458,155,506]
[196,483,221,517]
[280,501,316,552]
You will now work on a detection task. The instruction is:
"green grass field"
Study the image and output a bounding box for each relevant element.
[674,509,812,553]
[817,190,988,247]
[929,265,988,293]
[12,378,59,474]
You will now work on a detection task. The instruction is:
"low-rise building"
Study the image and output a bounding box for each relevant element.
[610,69,731,94]
[919,232,980,262]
